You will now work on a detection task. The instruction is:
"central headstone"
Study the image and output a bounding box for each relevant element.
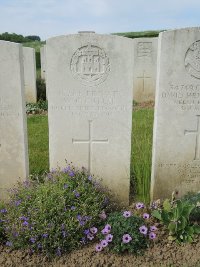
[151,27,200,200]
[133,38,158,102]
[23,47,37,103]
[46,33,133,204]
[0,41,29,199]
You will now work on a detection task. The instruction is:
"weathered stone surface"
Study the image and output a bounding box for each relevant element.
[151,27,200,200]
[40,45,46,80]
[46,33,133,205]
[0,41,29,199]
[23,47,37,103]
[133,37,158,102]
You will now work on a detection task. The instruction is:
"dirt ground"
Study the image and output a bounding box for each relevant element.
[1,235,200,267]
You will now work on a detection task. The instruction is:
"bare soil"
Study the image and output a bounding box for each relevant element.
[1,234,200,267]
[133,101,155,111]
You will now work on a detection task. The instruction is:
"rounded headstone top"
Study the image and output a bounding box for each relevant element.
[78,31,95,34]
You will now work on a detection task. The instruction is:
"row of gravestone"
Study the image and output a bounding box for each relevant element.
[40,37,158,103]
[1,27,200,205]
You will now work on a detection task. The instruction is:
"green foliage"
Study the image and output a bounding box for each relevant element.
[4,166,111,256]
[27,115,49,174]
[182,192,200,222]
[0,201,6,242]
[35,51,41,69]
[36,78,46,100]
[26,100,47,114]
[25,35,41,42]
[152,199,200,243]
[131,109,154,203]
[113,30,164,39]
[0,32,41,43]
[97,211,148,254]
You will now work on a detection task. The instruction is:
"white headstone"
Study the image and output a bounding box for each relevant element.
[40,45,46,80]
[0,41,29,199]
[23,47,37,103]
[133,38,158,103]
[46,33,133,205]
[151,27,200,200]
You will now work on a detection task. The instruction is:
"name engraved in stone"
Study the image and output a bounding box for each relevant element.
[70,44,110,86]
[137,42,152,58]
[185,40,200,79]
[161,82,200,110]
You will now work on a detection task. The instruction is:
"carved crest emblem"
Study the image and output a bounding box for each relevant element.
[185,40,200,79]
[70,44,110,86]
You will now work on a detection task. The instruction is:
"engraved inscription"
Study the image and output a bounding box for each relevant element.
[184,115,200,160]
[137,42,152,58]
[70,44,110,86]
[137,71,151,92]
[72,120,109,173]
[185,40,200,79]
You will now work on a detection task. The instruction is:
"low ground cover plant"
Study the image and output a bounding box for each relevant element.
[26,100,48,114]
[1,165,111,256]
[151,196,200,243]
[182,192,200,222]
[94,202,158,254]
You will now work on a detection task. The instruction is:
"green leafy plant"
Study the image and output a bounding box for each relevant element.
[26,100,48,114]
[36,78,46,101]
[96,211,149,254]
[0,201,7,243]
[182,192,200,222]
[3,165,111,256]
[152,198,200,243]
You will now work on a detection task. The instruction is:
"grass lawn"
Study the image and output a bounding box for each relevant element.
[27,108,154,202]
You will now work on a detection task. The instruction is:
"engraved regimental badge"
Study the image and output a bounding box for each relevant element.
[70,44,110,86]
[185,40,200,79]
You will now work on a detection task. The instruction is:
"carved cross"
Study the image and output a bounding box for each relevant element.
[137,71,151,92]
[72,120,109,173]
[184,115,200,160]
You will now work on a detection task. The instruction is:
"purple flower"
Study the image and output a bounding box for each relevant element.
[79,220,86,226]
[88,175,92,181]
[51,168,56,173]
[150,225,158,232]
[69,171,75,177]
[123,211,132,218]
[62,231,67,237]
[6,241,12,247]
[135,202,145,209]
[19,216,29,221]
[99,211,107,220]
[122,234,132,244]
[87,233,94,240]
[139,225,148,235]
[22,221,29,226]
[105,224,111,231]
[30,237,36,243]
[0,209,7,213]
[14,200,21,206]
[56,247,61,256]
[106,234,113,243]
[42,233,48,238]
[75,192,80,198]
[143,213,150,219]
[37,243,42,249]
[100,240,108,247]
[71,206,76,210]
[149,232,157,239]
[63,184,68,189]
[95,243,103,252]
[90,227,98,234]
[77,215,82,221]
[101,228,109,235]
[62,166,70,173]
[84,229,90,235]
